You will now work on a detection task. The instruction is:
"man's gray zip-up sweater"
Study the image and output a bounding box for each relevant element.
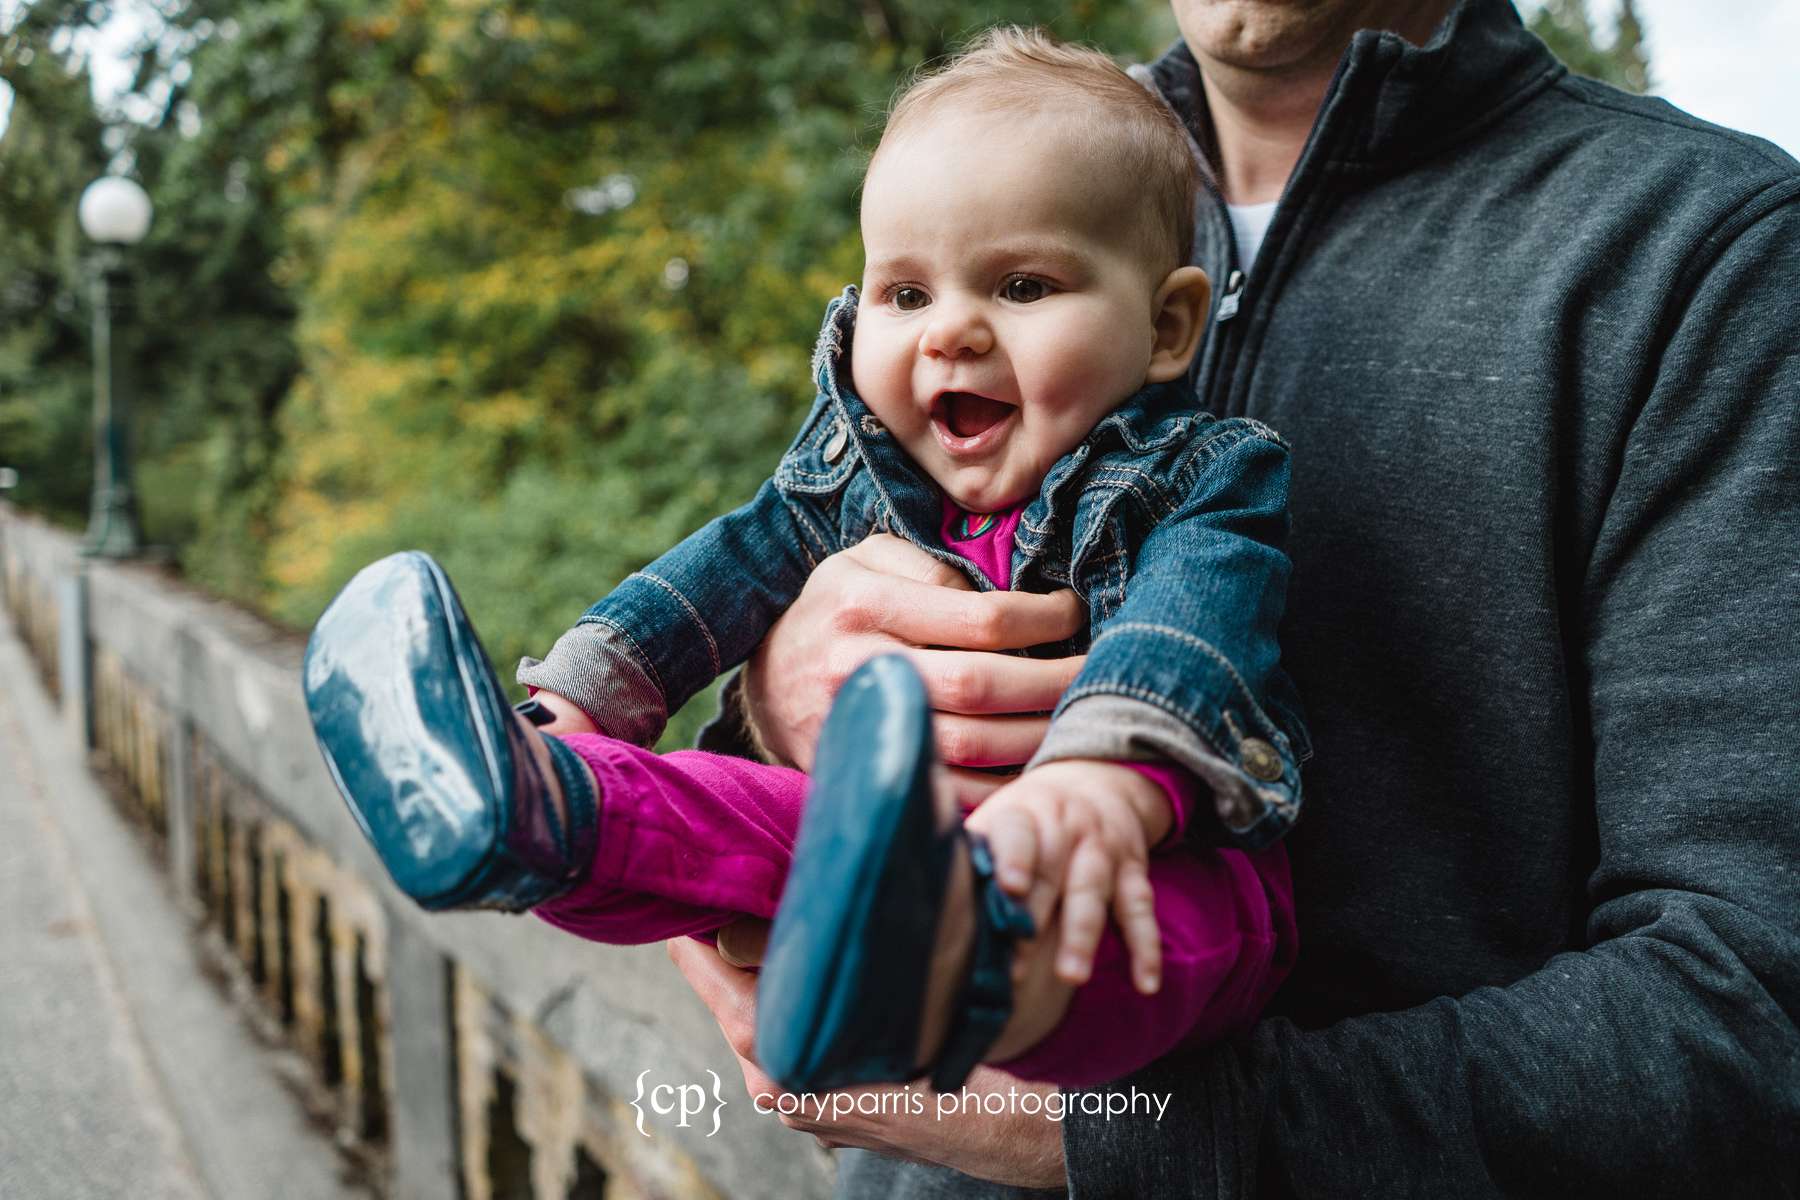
[832,0,1800,1195]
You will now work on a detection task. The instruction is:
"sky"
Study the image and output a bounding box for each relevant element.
[2,1,1798,159]
[1588,0,1800,158]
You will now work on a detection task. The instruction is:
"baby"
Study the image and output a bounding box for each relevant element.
[305,28,1305,1095]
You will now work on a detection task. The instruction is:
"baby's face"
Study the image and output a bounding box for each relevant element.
[852,110,1171,513]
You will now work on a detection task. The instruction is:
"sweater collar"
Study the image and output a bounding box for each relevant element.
[1145,0,1561,174]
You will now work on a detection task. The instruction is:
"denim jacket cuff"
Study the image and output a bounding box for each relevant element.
[1028,694,1300,849]
[515,618,668,747]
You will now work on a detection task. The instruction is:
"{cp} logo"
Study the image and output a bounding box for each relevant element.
[629,1069,728,1138]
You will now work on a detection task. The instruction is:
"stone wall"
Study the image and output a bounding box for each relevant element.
[0,504,832,1200]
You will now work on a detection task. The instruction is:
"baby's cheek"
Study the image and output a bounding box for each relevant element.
[1013,422,1080,484]
[849,338,910,428]
[847,326,890,396]
[847,339,873,402]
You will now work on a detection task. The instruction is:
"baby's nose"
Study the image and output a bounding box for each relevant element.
[919,302,994,359]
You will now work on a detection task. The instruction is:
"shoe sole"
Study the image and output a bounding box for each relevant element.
[755,655,949,1091]
[303,551,515,909]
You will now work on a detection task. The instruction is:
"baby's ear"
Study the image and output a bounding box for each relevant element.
[1146,267,1212,383]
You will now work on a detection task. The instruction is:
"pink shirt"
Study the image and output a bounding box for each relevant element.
[938,499,1026,590]
[938,496,1201,841]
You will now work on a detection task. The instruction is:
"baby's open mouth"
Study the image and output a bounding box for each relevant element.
[934,391,1015,440]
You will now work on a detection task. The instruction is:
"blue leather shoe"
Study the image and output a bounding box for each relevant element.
[303,551,598,912]
[755,655,1035,1094]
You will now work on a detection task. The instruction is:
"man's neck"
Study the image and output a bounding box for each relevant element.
[1192,1,1454,205]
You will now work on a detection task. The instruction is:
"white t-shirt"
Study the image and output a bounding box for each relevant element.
[1226,200,1279,272]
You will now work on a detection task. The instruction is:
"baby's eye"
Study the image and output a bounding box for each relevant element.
[891,286,929,312]
[1003,276,1050,303]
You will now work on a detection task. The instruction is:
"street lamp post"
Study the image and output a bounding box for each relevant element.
[77,176,153,558]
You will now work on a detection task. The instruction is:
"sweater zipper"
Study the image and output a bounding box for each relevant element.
[1215,269,1247,322]
[1189,168,1240,409]
[1197,46,1362,418]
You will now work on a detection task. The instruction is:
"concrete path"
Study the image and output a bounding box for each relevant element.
[0,602,366,1200]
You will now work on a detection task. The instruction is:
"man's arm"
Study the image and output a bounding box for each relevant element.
[1064,198,1800,1198]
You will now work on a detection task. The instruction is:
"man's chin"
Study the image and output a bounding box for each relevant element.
[1175,0,1366,73]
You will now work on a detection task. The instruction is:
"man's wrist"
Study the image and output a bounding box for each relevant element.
[945,1070,1068,1187]
[1000,1107,1069,1188]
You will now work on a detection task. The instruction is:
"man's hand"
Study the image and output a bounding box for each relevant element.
[742,534,1086,805]
[668,929,1068,1189]
[968,760,1173,994]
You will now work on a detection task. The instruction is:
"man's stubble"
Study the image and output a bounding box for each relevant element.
[1171,0,1455,76]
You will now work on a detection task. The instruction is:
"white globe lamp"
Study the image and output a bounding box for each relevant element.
[78,176,154,245]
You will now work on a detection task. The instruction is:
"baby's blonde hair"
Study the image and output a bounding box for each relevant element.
[873,26,1198,271]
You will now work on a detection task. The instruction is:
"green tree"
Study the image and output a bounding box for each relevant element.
[0,2,110,521]
[121,0,394,603]
[1527,0,1650,93]
[250,0,1170,742]
[3,0,1172,744]
[1,0,328,603]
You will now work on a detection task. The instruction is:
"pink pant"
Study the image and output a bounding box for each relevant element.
[534,733,1296,1088]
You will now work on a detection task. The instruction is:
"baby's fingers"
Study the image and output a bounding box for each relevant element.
[1056,838,1114,986]
[978,803,1039,896]
[1114,860,1162,994]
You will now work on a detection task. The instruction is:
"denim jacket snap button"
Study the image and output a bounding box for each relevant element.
[1240,737,1284,782]
[823,421,849,463]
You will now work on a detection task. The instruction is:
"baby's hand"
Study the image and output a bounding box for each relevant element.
[526,689,600,735]
[964,760,1174,995]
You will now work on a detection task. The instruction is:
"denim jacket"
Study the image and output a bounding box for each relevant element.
[520,288,1308,848]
